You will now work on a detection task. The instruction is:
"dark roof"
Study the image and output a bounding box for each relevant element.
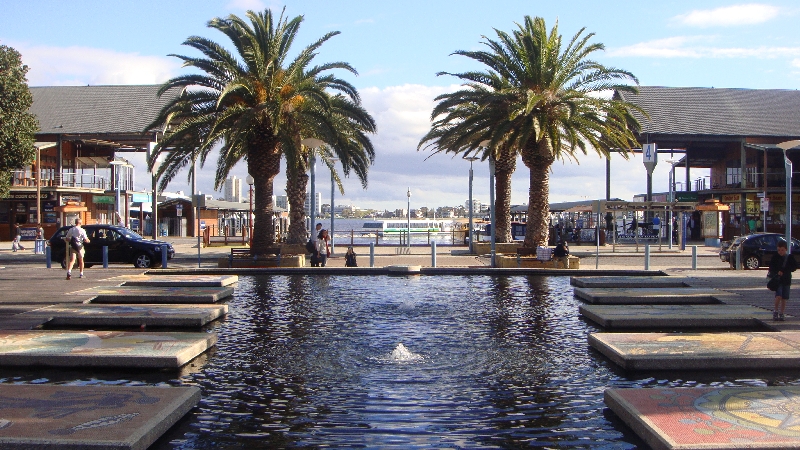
[29,85,182,136]
[617,86,800,138]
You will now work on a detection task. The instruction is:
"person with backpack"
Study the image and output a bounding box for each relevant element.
[768,239,798,321]
[316,229,330,267]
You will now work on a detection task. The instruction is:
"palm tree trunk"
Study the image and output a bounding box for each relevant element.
[247,149,281,251]
[522,140,555,248]
[494,149,516,243]
[286,162,310,245]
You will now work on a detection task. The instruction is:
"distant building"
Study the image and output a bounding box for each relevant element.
[275,195,289,210]
[224,176,242,203]
[305,192,322,217]
[465,199,482,215]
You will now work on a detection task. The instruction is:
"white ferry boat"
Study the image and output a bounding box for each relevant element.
[361,219,452,235]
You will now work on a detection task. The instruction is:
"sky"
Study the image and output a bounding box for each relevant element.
[3,1,800,211]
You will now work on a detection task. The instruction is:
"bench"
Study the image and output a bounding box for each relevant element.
[228,247,281,268]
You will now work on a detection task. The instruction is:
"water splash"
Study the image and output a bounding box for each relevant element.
[390,343,423,362]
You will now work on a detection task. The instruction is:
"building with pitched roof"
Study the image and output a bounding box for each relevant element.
[616,86,800,241]
[2,85,181,241]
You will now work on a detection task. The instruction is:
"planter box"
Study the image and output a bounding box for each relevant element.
[496,254,580,269]
[217,254,304,268]
[472,242,522,255]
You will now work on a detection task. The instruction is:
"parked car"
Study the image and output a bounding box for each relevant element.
[48,224,175,269]
[719,233,800,269]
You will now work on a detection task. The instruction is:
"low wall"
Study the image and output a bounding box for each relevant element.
[496,255,580,269]
[472,242,523,255]
[218,254,304,268]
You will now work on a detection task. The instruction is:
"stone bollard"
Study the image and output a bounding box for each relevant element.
[103,246,109,269]
[161,245,168,269]
[644,244,650,270]
[46,246,51,269]
[692,245,698,270]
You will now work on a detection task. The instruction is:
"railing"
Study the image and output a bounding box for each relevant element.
[12,170,111,189]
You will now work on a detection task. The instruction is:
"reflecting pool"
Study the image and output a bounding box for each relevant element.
[2,275,795,448]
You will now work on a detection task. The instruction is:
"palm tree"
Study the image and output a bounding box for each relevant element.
[146,8,373,254]
[284,93,376,245]
[423,16,641,247]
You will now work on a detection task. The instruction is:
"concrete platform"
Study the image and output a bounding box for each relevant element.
[0,330,217,368]
[0,384,200,450]
[113,274,238,287]
[74,286,234,304]
[590,331,800,371]
[574,287,732,304]
[387,265,421,274]
[579,304,772,329]
[19,304,228,328]
[570,276,689,288]
[606,386,800,450]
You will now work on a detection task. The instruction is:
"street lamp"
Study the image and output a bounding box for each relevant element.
[407,187,411,248]
[777,140,800,250]
[480,140,496,267]
[463,155,479,254]
[329,158,339,255]
[665,160,679,250]
[246,174,254,246]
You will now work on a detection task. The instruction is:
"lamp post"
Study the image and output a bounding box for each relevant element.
[109,159,125,226]
[301,138,325,232]
[778,140,800,250]
[246,175,254,246]
[407,187,411,248]
[329,158,338,255]
[464,156,479,253]
[665,160,679,249]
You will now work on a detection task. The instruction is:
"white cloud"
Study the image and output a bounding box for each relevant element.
[225,0,268,11]
[673,3,780,27]
[10,42,180,86]
[609,36,800,59]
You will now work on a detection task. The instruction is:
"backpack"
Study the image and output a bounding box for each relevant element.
[306,239,316,253]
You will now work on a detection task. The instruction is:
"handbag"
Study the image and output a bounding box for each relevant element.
[69,235,83,252]
[768,255,788,291]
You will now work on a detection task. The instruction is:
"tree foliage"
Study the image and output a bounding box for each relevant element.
[0,45,38,197]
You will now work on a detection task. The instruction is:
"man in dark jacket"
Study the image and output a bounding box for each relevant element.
[553,241,569,269]
[769,239,798,321]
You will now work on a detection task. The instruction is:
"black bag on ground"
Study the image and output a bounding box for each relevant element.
[69,236,83,252]
[768,275,781,292]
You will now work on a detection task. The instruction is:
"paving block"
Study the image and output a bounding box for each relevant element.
[589,331,800,371]
[0,384,199,450]
[580,304,772,329]
[19,304,228,328]
[606,386,800,450]
[73,286,234,304]
[113,274,238,287]
[0,330,217,368]
[574,287,730,304]
[570,276,689,288]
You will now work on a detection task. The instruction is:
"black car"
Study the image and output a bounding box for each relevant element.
[720,233,800,269]
[48,224,175,268]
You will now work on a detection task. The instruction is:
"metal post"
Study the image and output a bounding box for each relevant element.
[161,244,168,269]
[46,246,51,269]
[489,157,496,268]
[369,242,375,268]
[668,164,674,249]
[644,244,650,270]
[466,157,477,254]
[197,198,202,268]
[786,151,793,250]
[736,245,743,270]
[331,167,335,255]
[407,187,411,248]
[692,245,698,270]
[103,246,108,269]
[310,152,316,231]
[431,241,437,267]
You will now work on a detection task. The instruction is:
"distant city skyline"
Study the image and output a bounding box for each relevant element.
[3,1,798,210]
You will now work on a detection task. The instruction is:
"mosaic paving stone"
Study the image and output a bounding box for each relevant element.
[606,386,800,450]
[589,331,800,370]
[580,304,772,329]
[0,384,199,450]
[19,304,228,328]
[574,287,730,304]
[570,276,690,288]
[73,285,234,304]
[0,330,217,368]
[113,274,238,287]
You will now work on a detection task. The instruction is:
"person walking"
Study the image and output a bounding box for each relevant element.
[65,217,90,280]
[11,223,25,252]
[316,229,330,267]
[768,239,797,321]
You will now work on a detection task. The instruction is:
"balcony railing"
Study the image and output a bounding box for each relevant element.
[12,170,111,190]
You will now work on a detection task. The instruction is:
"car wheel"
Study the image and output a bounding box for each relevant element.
[134,253,153,268]
[744,255,760,270]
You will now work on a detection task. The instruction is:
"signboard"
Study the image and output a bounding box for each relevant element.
[643,143,657,174]
[200,220,206,230]
[92,195,115,204]
[131,193,151,203]
[176,204,183,217]
[675,192,698,202]
[60,194,81,206]
[2,192,55,201]
[761,197,770,211]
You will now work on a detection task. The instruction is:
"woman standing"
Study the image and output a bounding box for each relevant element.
[316,229,330,267]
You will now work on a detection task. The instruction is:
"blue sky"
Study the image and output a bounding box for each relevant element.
[3,1,800,210]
